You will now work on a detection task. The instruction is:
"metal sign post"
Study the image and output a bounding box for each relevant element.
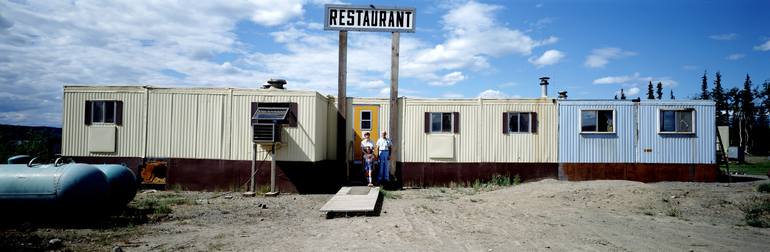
[324,4,415,184]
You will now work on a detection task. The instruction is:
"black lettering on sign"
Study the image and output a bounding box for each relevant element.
[388,11,395,27]
[338,9,345,25]
[329,9,337,25]
[363,10,370,26]
[346,9,354,25]
[379,11,386,26]
[405,12,412,28]
[355,10,363,26]
[396,11,404,27]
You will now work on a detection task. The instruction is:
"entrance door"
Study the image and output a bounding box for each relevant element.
[353,105,379,163]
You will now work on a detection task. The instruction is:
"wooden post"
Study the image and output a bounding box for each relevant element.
[337,31,348,180]
[389,32,399,181]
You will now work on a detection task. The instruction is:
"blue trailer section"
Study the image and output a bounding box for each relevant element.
[558,100,637,163]
[558,99,716,164]
[637,101,716,164]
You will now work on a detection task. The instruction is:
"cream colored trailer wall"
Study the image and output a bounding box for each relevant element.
[478,100,557,162]
[62,87,146,157]
[65,86,328,162]
[400,98,558,163]
[325,98,338,160]
[229,90,325,162]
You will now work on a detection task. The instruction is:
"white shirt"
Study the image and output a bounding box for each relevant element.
[376,138,392,151]
[361,139,374,150]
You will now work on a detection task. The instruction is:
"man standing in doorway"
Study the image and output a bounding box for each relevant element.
[376,130,392,185]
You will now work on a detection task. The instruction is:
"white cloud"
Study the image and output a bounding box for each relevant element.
[682,65,698,71]
[429,71,466,86]
[528,49,565,68]
[479,89,508,99]
[402,1,558,83]
[726,53,745,60]
[626,87,640,96]
[593,72,678,87]
[250,0,304,26]
[709,33,737,41]
[442,92,464,98]
[754,39,770,51]
[584,47,637,68]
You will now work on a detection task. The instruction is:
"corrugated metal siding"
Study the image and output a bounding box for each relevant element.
[479,100,558,162]
[558,101,636,163]
[62,88,146,157]
[637,101,715,164]
[65,86,326,162]
[399,99,558,163]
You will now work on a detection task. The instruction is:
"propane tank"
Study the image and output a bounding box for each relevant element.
[92,164,138,209]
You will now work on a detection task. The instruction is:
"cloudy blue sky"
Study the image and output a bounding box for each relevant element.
[1,0,768,127]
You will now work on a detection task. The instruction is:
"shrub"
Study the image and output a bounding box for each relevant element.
[757,183,770,193]
[742,198,770,228]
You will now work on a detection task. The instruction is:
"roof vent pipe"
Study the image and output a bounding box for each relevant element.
[262,79,287,89]
[558,91,568,99]
[539,77,550,98]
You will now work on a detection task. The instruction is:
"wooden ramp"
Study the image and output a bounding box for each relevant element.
[320,186,380,213]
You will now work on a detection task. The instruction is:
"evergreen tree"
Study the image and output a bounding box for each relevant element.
[656,82,663,99]
[670,90,675,100]
[614,94,618,100]
[700,71,710,99]
[620,89,626,100]
[712,71,728,125]
[741,74,755,152]
[646,81,655,99]
[726,87,741,146]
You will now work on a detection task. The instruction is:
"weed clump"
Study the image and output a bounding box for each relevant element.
[741,197,770,228]
[757,183,770,193]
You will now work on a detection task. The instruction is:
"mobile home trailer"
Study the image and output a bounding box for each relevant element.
[61,84,718,192]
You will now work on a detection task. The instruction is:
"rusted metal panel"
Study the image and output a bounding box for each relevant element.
[559,163,718,182]
[400,162,558,187]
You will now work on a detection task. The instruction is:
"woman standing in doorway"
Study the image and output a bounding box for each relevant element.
[360,132,375,187]
[376,130,392,185]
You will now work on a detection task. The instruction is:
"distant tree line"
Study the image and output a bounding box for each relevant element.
[699,71,770,155]
[0,124,61,163]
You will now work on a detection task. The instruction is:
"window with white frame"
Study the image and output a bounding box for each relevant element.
[430,112,453,133]
[90,101,117,124]
[360,110,372,130]
[581,110,614,133]
[660,109,694,133]
[507,112,531,133]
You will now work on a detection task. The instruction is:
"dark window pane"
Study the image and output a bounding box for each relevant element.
[441,113,452,132]
[509,113,519,132]
[93,101,104,123]
[661,111,676,132]
[361,120,371,130]
[598,110,613,132]
[431,113,442,132]
[581,111,596,132]
[519,113,530,132]
[105,101,115,123]
[677,111,693,132]
[361,111,371,120]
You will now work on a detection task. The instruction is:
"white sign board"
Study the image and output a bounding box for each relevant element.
[324,4,416,33]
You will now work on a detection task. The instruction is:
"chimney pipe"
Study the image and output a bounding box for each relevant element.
[558,90,568,99]
[263,79,287,89]
[539,77,550,98]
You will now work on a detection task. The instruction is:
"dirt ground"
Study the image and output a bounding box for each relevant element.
[3,178,770,252]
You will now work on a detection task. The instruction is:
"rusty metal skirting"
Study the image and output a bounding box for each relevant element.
[558,163,719,182]
[399,162,558,187]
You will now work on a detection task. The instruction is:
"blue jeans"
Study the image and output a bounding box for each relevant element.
[378,150,390,183]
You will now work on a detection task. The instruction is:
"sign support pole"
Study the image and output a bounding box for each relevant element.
[389,32,399,182]
[337,31,348,180]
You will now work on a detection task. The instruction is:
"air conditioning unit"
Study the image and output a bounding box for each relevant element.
[253,123,281,143]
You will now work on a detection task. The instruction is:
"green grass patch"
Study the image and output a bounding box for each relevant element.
[723,161,770,176]
[381,189,401,199]
[131,193,191,215]
[741,197,770,228]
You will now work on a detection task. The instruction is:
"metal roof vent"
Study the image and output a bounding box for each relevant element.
[539,77,550,98]
[262,79,287,89]
[558,91,568,99]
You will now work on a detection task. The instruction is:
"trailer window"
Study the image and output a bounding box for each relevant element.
[660,109,694,133]
[507,112,531,133]
[91,101,117,124]
[581,110,614,133]
[360,110,372,130]
[430,112,453,133]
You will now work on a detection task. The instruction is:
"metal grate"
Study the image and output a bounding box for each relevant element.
[253,123,279,143]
